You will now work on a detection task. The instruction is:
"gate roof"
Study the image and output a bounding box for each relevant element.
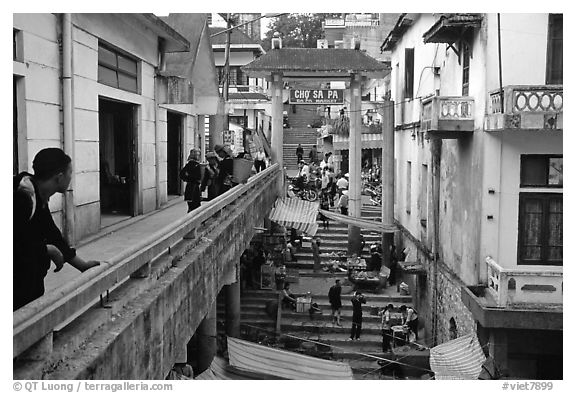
[242,48,389,79]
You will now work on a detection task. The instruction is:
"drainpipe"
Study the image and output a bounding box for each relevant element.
[62,13,76,244]
[497,14,504,113]
[155,38,166,209]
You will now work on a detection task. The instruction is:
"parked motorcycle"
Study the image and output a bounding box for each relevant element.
[287,176,318,202]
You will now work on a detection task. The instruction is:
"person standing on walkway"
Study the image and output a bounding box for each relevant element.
[201,152,220,201]
[338,190,349,216]
[180,149,203,213]
[336,173,349,198]
[311,237,321,272]
[214,144,235,195]
[388,244,399,286]
[308,145,318,165]
[13,148,101,311]
[379,304,394,352]
[254,147,266,173]
[296,144,304,163]
[349,291,366,340]
[328,279,342,326]
[400,305,419,341]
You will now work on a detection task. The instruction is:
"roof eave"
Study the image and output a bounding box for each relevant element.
[135,14,190,53]
[422,14,483,44]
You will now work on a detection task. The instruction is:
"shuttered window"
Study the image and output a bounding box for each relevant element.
[518,193,562,265]
[404,48,414,99]
[546,14,562,85]
[98,43,139,93]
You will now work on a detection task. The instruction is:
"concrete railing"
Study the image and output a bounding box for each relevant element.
[485,256,563,307]
[489,85,563,115]
[421,95,475,133]
[13,164,281,360]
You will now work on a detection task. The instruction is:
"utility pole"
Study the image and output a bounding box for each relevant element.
[380,97,395,268]
[222,13,232,143]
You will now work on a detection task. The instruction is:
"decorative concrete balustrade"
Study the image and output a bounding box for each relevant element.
[485,256,563,307]
[486,85,563,130]
[420,95,475,138]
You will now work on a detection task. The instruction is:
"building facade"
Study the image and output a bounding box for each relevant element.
[13,13,219,243]
[383,13,562,379]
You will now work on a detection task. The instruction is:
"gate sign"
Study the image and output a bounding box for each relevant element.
[289,89,344,104]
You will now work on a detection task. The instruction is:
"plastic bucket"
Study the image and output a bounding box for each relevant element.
[233,157,253,184]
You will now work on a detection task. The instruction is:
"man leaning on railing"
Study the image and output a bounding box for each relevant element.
[13,148,101,311]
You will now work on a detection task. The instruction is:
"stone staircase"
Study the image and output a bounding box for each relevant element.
[283,128,318,171]
[215,202,427,379]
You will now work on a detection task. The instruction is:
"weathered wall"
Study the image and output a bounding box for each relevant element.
[24,168,281,380]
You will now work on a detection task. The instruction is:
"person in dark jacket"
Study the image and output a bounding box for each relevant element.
[296,144,304,163]
[388,244,399,286]
[180,149,203,213]
[349,291,366,340]
[200,151,220,201]
[13,148,100,311]
[328,279,342,326]
[214,144,235,195]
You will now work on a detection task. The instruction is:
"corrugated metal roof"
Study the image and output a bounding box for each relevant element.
[242,48,388,73]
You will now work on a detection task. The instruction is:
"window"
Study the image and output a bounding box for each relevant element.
[404,48,414,99]
[518,193,562,265]
[462,42,471,96]
[546,14,562,85]
[13,77,19,175]
[13,29,19,61]
[98,43,138,93]
[406,161,412,214]
[520,155,562,188]
[419,164,428,225]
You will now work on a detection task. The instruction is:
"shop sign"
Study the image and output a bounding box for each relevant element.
[289,89,344,104]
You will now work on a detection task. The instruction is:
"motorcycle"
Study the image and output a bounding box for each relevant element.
[287,176,318,202]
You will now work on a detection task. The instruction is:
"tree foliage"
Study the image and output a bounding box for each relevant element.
[260,13,341,51]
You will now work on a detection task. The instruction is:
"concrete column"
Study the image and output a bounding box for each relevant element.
[347,75,362,254]
[271,73,284,196]
[225,281,241,338]
[192,300,217,375]
[380,98,395,266]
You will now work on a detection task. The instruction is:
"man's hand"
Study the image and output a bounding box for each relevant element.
[47,244,65,272]
[68,255,101,272]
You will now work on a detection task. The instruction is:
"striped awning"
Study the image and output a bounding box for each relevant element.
[430,333,486,380]
[269,198,319,236]
[333,133,383,150]
[195,356,284,380]
[227,336,353,380]
[320,209,397,233]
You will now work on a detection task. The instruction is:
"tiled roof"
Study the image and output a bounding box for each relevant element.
[423,13,483,43]
[209,27,260,46]
[242,48,388,73]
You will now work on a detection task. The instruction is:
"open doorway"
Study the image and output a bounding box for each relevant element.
[99,98,137,227]
[167,111,183,197]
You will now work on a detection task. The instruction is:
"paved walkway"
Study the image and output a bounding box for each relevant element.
[44,197,190,293]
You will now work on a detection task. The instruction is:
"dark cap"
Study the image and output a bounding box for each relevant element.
[32,148,71,179]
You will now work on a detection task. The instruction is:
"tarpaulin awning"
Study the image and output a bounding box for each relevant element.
[269,198,319,236]
[227,336,353,380]
[429,333,486,380]
[195,356,285,380]
[319,209,397,233]
[333,133,384,150]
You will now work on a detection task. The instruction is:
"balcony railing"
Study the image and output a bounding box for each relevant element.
[421,96,475,137]
[487,85,563,130]
[485,256,563,307]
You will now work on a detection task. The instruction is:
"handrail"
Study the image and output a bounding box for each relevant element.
[13,164,281,358]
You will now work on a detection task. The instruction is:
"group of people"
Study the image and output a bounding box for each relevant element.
[180,145,268,213]
[379,304,419,352]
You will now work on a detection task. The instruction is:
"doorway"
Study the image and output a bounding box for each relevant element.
[99,98,137,226]
[167,111,183,196]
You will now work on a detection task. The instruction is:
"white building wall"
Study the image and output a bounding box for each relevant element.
[13,13,182,241]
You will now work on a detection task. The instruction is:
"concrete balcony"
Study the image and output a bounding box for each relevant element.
[485,256,563,307]
[421,95,475,138]
[460,257,563,331]
[486,85,563,131]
